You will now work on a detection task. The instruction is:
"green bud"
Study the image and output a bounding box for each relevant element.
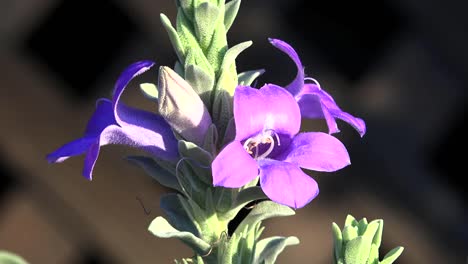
[332,215,404,264]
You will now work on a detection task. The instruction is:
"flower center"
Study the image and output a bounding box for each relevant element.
[243,130,281,159]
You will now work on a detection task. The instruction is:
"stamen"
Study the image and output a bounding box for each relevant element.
[256,135,275,159]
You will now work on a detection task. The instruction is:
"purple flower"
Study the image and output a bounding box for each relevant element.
[269,38,366,137]
[47,61,178,180]
[212,85,350,209]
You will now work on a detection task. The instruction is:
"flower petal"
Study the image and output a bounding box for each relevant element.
[269,38,304,97]
[279,132,350,172]
[299,84,366,137]
[234,84,300,140]
[115,103,179,160]
[258,159,319,209]
[212,141,258,188]
[111,60,155,127]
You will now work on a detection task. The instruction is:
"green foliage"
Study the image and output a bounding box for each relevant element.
[332,215,404,264]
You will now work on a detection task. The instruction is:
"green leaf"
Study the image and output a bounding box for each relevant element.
[194,2,220,50]
[178,140,213,185]
[345,214,358,228]
[202,123,218,156]
[126,156,181,192]
[234,201,295,235]
[238,69,265,86]
[358,218,368,235]
[0,251,29,264]
[371,220,383,248]
[342,225,358,243]
[380,247,404,264]
[160,193,201,238]
[184,64,215,106]
[253,236,300,264]
[331,222,343,262]
[139,83,158,100]
[224,0,241,32]
[212,90,233,141]
[160,13,185,64]
[216,41,253,95]
[149,216,211,254]
[177,0,195,22]
[367,244,379,264]
[234,187,267,208]
[344,237,372,264]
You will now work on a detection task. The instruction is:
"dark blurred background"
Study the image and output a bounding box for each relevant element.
[0,0,466,263]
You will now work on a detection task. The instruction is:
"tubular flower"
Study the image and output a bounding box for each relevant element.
[269,38,366,137]
[47,61,178,180]
[212,85,351,208]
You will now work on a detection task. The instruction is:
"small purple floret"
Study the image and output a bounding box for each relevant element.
[212,85,350,209]
[47,61,178,180]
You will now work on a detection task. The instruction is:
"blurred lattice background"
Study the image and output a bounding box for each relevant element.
[0,0,466,263]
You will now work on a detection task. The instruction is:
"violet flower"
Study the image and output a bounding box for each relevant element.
[269,38,366,137]
[212,85,350,209]
[47,61,178,180]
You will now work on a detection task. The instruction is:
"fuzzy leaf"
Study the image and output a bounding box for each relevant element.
[178,140,212,185]
[234,201,295,235]
[342,225,358,243]
[216,41,252,95]
[380,247,404,264]
[160,193,201,237]
[139,83,158,100]
[344,237,372,264]
[203,123,218,155]
[254,236,300,264]
[160,14,185,64]
[184,64,215,106]
[238,69,265,86]
[332,222,343,262]
[372,220,383,248]
[0,251,28,264]
[345,214,358,228]
[234,187,267,208]
[224,0,241,32]
[148,216,211,254]
[126,156,180,192]
[194,2,220,50]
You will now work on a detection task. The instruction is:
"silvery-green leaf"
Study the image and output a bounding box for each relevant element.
[160,14,185,64]
[206,24,228,72]
[253,236,300,264]
[212,90,233,141]
[342,225,359,243]
[178,140,212,185]
[202,123,218,156]
[358,218,368,235]
[380,247,404,264]
[345,214,358,227]
[344,237,372,264]
[238,69,265,86]
[216,41,252,95]
[175,61,185,77]
[224,0,241,32]
[332,222,343,262]
[362,221,380,241]
[185,64,215,106]
[158,66,212,146]
[372,220,383,248]
[160,193,201,237]
[0,251,29,264]
[234,201,295,235]
[177,0,194,21]
[126,156,180,192]
[148,216,211,254]
[221,117,235,147]
[234,187,266,208]
[194,2,220,50]
[139,83,158,101]
[367,244,379,264]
